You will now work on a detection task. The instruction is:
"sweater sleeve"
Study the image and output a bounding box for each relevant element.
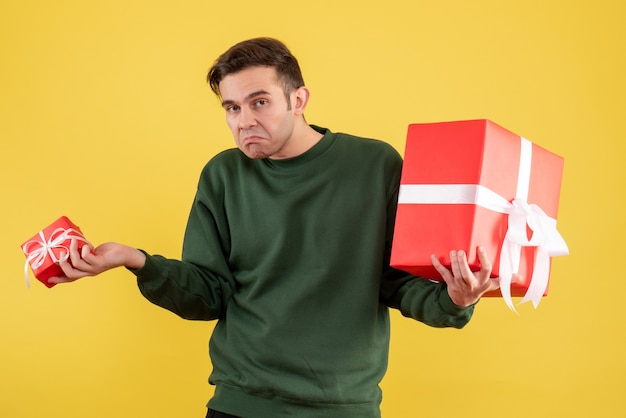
[130,162,237,321]
[380,268,474,329]
[131,250,235,321]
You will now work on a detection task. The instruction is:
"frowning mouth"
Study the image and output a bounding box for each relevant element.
[241,135,265,145]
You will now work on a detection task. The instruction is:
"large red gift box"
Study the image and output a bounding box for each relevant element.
[390,119,568,309]
[21,216,90,288]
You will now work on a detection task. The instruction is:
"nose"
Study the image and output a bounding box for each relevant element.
[238,107,257,130]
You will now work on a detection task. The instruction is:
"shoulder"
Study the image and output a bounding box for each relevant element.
[331,130,403,167]
[315,127,403,191]
[201,148,248,175]
[208,147,245,165]
[314,125,399,157]
[195,148,252,192]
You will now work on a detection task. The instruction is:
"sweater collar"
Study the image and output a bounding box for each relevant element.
[262,125,334,170]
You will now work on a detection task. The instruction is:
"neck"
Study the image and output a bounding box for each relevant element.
[271,121,323,160]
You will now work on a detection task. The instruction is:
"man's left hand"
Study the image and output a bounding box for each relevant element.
[431,246,501,307]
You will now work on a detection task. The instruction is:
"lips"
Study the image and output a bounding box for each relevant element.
[241,134,265,144]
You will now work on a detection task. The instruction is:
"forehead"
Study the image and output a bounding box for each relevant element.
[219,66,282,101]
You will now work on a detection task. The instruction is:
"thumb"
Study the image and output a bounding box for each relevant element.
[487,277,500,292]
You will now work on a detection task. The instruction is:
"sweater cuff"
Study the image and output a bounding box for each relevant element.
[126,250,159,280]
[439,289,476,315]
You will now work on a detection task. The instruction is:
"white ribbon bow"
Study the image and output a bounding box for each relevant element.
[498,198,569,310]
[22,227,90,287]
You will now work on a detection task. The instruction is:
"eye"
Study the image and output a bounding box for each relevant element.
[225,104,240,113]
[254,99,269,107]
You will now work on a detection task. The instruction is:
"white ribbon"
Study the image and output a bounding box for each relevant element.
[497,199,568,310]
[398,137,569,311]
[22,227,90,287]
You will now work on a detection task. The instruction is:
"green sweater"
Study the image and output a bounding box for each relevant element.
[134,126,474,417]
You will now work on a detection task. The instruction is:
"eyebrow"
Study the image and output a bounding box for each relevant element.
[221,90,271,107]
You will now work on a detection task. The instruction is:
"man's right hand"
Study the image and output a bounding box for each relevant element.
[48,239,146,284]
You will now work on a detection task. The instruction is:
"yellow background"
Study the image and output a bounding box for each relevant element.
[1,1,624,417]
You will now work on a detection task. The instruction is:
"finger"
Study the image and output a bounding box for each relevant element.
[487,277,500,291]
[476,246,493,276]
[456,250,478,289]
[55,260,83,281]
[68,238,82,267]
[430,254,452,281]
[81,242,91,258]
[449,250,463,278]
[455,250,474,283]
[68,239,96,270]
[80,242,98,264]
[48,275,76,284]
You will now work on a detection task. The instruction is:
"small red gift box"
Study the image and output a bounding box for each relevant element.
[390,120,568,309]
[21,216,90,288]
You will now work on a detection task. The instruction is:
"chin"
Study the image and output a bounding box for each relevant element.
[242,143,272,160]
[242,149,268,160]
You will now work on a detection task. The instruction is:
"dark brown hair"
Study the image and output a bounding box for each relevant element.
[207,37,305,99]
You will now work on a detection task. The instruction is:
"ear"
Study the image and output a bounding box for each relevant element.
[291,86,311,115]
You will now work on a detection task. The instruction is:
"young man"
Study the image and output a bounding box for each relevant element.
[52,38,500,418]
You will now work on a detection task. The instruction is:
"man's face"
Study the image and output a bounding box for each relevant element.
[219,66,300,160]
